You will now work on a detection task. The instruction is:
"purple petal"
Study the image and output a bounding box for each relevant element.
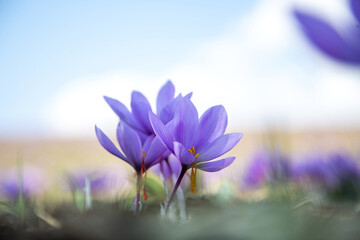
[131,91,153,134]
[159,94,183,124]
[116,122,142,168]
[144,136,167,168]
[152,154,182,180]
[197,133,243,162]
[156,80,175,115]
[197,157,235,172]
[174,142,195,166]
[172,98,199,149]
[103,96,146,133]
[243,151,269,188]
[197,105,228,150]
[294,9,358,63]
[184,92,193,99]
[149,111,175,153]
[95,126,129,163]
[351,0,360,23]
[142,134,154,153]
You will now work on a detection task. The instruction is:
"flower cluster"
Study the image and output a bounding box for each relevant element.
[292,153,360,201]
[95,81,242,213]
[242,148,360,202]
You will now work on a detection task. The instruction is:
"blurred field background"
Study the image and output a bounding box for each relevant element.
[1,127,360,201]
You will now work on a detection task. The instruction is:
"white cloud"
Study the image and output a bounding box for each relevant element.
[46,0,360,138]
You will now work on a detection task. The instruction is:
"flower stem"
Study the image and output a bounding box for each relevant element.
[133,173,141,214]
[165,166,187,214]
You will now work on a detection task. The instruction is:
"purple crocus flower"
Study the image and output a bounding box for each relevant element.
[292,156,335,187]
[0,166,45,201]
[66,171,110,194]
[294,0,360,65]
[243,148,292,189]
[293,153,360,201]
[103,80,191,139]
[149,97,243,212]
[96,122,167,173]
[95,122,167,212]
[242,151,269,189]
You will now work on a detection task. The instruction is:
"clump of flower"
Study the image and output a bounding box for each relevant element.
[96,81,243,214]
[96,81,190,213]
[293,153,360,201]
[294,0,360,65]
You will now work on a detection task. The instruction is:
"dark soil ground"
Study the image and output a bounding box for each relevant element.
[1,198,360,240]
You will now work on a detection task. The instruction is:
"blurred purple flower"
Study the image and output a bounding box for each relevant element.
[149,98,243,193]
[66,171,109,194]
[0,166,45,200]
[243,148,292,189]
[292,156,335,187]
[293,153,360,200]
[294,0,360,65]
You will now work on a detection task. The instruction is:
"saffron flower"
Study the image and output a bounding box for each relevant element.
[149,98,243,212]
[95,122,167,213]
[243,148,292,189]
[294,0,360,65]
[66,171,111,194]
[293,153,360,201]
[0,165,45,201]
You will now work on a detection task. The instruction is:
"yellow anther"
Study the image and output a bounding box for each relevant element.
[142,150,145,160]
[187,146,200,158]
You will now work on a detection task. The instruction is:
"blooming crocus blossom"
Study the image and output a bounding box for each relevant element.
[243,149,292,189]
[66,171,111,194]
[149,98,242,211]
[294,0,360,65]
[103,80,191,139]
[293,153,360,201]
[95,122,167,212]
[0,166,45,201]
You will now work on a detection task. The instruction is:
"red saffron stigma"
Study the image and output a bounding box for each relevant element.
[141,150,148,201]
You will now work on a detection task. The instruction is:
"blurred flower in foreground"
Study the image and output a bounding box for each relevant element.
[149,97,243,212]
[0,165,45,201]
[294,0,360,65]
[293,153,360,201]
[242,148,292,189]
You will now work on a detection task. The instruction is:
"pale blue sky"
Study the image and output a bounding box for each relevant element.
[0,0,256,137]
